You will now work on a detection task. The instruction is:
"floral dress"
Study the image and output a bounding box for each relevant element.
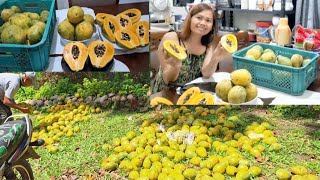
[151,39,206,93]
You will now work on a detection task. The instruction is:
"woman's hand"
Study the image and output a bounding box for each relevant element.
[213,41,231,62]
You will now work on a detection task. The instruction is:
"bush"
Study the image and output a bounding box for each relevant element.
[271,105,320,119]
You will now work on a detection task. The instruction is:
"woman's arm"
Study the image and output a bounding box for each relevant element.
[201,42,229,78]
[158,32,183,84]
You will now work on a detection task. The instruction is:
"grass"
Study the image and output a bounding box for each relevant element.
[29,111,151,179]
[28,106,320,179]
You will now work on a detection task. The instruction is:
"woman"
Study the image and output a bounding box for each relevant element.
[152,3,229,93]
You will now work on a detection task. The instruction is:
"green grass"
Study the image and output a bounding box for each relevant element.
[28,107,320,179]
[29,111,151,179]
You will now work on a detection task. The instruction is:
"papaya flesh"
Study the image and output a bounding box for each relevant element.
[120,8,141,23]
[163,40,187,61]
[115,29,140,49]
[130,21,149,46]
[177,87,201,105]
[63,42,88,72]
[190,93,214,105]
[221,34,238,53]
[88,40,114,68]
[102,14,120,43]
[116,14,132,29]
[150,97,173,106]
[96,13,109,26]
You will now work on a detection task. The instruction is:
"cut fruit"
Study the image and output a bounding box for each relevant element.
[190,93,214,105]
[63,42,88,72]
[221,34,238,53]
[114,29,140,49]
[150,97,173,106]
[130,21,149,46]
[120,8,141,23]
[102,14,120,43]
[177,87,201,105]
[163,40,187,61]
[88,40,114,68]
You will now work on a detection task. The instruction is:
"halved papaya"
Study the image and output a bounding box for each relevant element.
[221,34,238,53]
[96,13,109,26]
[116,14,132,29]
[177,87,201,105]
[63,42,88,72]
[114,29,140,49]
[163,40,187,61]
[88,40,114,68]
[190,93,214,105]
[120,8,141,23]
[150,97,173,106]
[130,21,149,46]
[102,15,120,43]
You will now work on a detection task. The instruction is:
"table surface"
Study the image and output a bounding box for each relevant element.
[151,71,320,105]
[49,2,149,74]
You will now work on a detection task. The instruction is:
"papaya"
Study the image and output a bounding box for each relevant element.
[215,79,233,102]
[221,34,238,53]
[245,83,257,102]
[116,14,132,29]
[63,42,88,72]
[277,55,292,67]
[150,97,173,106]
[130,21,149,46]
[177,87,201,105]
[190,93,214,105]
[10,6,21,13]
[252,45,263,53]
[88,40,114,68]
[96,13,109,26]
[230,69,252,86]
[291,54,303,67]
[227,86,247,104]
[163,40,187,61]
[40,10,49,23]
[83,14,95,25]
[1,9,15,22]
[1,25,26,44]
[259,52,276,63]
[27,24,44,45]
[246,48,261,60]
[302,59,311,66]
[58,20,75,41]
[114,29,140,49]
[9,13,32,30]
[120,8,141,23]
[102,14,120,43]
[67,6,84,25]
[75,21,94,41]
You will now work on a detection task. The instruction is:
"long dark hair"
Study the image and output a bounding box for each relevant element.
[180,3,216,46]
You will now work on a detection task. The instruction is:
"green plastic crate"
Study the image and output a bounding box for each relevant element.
[0,0,56,72]
[232,43,319,96]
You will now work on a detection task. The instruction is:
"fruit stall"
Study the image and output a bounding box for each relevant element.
[0,1,149,73]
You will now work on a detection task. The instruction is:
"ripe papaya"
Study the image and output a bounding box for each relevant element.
[163,40,187,61]
[150,97,173,106]
[88,40,114,68]
[120,8,141,23]
[221,34,238,53]
[177,87,201,105]
[63,42,88,72]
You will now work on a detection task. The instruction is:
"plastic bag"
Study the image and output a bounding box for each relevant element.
[294,25,320,51]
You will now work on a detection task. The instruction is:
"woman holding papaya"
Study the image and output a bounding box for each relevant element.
[152,3,230,93]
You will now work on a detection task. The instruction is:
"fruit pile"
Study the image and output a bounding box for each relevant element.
[97,8,149,49]
[100,106,319,179]
[0,6,49,45]
[216,69,257,104]
[244,45,311,68]
[31,100,97,153]
[58,6,95,41]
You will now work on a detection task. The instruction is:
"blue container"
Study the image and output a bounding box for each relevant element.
[232,43,319,96]
[0,0,56,72]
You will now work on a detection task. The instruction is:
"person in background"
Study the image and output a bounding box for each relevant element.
[152,3,229,93]
[0,72,36,116]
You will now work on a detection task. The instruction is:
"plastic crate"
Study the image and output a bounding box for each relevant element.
[232,43,319,96]
[0,0,56,72]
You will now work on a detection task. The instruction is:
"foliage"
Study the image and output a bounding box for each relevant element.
[15,87,36,102]
[15,74,149,101]
[271,105,320,119]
